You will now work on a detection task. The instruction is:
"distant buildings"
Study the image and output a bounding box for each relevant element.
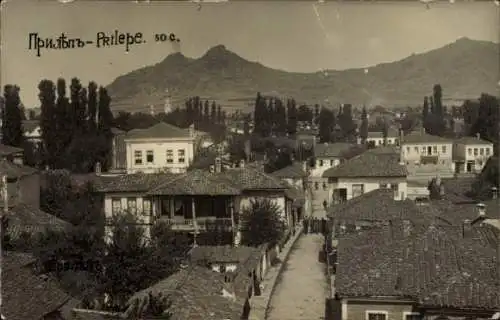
[453,134,494,174]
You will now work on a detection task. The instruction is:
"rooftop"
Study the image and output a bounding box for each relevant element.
[322,151,407,178]
[0,159,38,179]
[270,162,307,179]
[402,131,453,144]
[314,143,355,158]
[0,144,23,157]
[455,135,494,145]
[125,122,192,140]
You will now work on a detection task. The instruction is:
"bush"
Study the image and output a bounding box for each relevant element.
[239,198,285,247]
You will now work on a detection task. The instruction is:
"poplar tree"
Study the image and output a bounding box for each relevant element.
[1,85,24,147]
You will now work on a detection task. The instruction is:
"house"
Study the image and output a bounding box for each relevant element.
[0,159,41,208]
[453,134,494,174]
[0,143,24,165]
[2,251,71,320]
[357,127,400,146]
[123,265,249,320]
[400,130,455,180]
[123,122,196,174]
[322,150,408,204]
[109,127,127,172]
[310,143,356,213]
[334,221,500,320]
[93,160,298,244]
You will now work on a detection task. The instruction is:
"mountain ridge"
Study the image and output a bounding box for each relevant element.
[106,37,499,112]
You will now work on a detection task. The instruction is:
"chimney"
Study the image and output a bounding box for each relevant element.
[209,165,215,173]
[239,159,245,168]
[476,203,486,218]
[95,162,102,175]
[189,124,195,138]
[1,175,7,213]
[491,186,498,199]
[215,157,222,173]
[462,219,472,238]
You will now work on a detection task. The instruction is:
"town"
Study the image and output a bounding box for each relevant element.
[2,2,499,320]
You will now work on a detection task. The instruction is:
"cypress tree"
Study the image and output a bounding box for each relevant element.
[1,85,24,147]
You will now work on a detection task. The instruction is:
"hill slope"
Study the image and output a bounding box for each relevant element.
[106,38,499,113]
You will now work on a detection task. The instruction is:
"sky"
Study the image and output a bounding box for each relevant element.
[1,0,498,108]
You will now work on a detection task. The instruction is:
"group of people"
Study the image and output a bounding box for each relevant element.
[302,216,328,235]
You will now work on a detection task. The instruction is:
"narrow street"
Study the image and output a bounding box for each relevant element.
[266,234,329,320]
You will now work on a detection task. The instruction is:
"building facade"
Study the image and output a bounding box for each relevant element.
[452,135,494,174]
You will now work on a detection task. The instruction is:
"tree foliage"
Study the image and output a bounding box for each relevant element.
[239,198,285,247]
[1,85,24,147]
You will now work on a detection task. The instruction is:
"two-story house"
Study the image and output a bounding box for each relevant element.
[309,143,355,214]
[322,149,408,204]
[453,134,494,174]
[400,130,454,180]
[93,160,298,244]
[357,127,400,147]
[124,122,196,174]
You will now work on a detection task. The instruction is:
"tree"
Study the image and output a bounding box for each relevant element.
[318,107,335,143]
[422,96,429,132]
[470,94,499,148]
[286,99,298,135]
[39,79,57,168]
[1,85,24,147]
[210,101,217,124]
[297,104,313,123]
[216,104,223,124]
[239,198,285,247]
[359,105,368,143]
[87,82,98,131]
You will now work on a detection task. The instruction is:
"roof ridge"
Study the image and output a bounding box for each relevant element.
[147,172,188,193]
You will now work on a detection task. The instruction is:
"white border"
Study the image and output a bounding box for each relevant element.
[365,310,389,320]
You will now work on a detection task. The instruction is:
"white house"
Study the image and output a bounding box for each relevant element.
[21,120,42,147]
[323,149,408,204]
[357,127,400,146]
[400,130,454,179]
[453,134,494,174]
[124,122,196,174]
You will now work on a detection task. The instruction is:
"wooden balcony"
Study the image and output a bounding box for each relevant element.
[157,217,234,232]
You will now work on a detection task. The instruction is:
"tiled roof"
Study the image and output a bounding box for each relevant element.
[440,177,476,204]
[365,146,400,155]
[4,204,73,239]
[455,136,493,145]
[322,152,407,178]
[402,131,453,144]
[284,186,306,208]
[367,128,399,138]
[0,144,24,157]
[270,162,307,178]
[314,143,355,158]
[189,245,259,264]
[328,189,435,224]
[93,172,178,193]
[148,169,242,196]
[125,266,244,320]
[21,120,40,133]
[0,160,38,179]
[3,251,71,320]
[221,167,287,191]
[125,122,191,140]
[336,223,500,310]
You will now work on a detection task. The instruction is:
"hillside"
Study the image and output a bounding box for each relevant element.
[106,37,499,113]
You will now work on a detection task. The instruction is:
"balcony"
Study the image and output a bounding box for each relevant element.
[157,217,234,232]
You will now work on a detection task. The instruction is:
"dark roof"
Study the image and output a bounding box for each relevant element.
[402,131,453,144]
[125,122,191,140]
[336,223,500,310]
[314,143,354,158]
[93,172,177,193]
[221,167,287,191]
[0,144,23,156]
[2,252,70,320]
[4,204,73,238]
[284,186,306,208]
[110,127,125,135]
[2,251,37,270]
[21,120,40,133]
[365,146,400,155]
[328,189,435,224]
[189,245,259,264]
[367,128,399,138]
[270,162,307,178]
[455,136,494,145]
[440,177,476,204]
[322,152,407,178]
[148,169,241,196]
[125,266,244,320]
[0,160,38,179]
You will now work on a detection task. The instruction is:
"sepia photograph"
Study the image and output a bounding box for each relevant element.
[1,1,499,319]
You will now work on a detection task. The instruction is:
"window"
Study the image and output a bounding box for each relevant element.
[486,148,491,156]
[319,160,324,167]
[433,146,438,154]
[112,198,122,215]
[391,183,399,192]
[468,148,472,155]
[480,148,484,156]
[322,182,327,190]
[421,146,426,154]
[406,147,410,153]
[146,150,154,164]
[352,184,364,198]
[366,311,387,320]
[441,145,446,153]
[127,198,137,214]
[134,150,143,165]
[474,148,478,156]
[330,160,334,166]
[166,149,174,163]
[142,198,151,216]
[379,183,388,189]
[314,182,319,190]
[178,149,186,163]
[403,312,422,320]
[414,147,418,153]
[219,265,227,273]
[161,199,171,216]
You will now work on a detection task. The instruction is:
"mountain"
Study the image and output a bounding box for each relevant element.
[106,38,499,113]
